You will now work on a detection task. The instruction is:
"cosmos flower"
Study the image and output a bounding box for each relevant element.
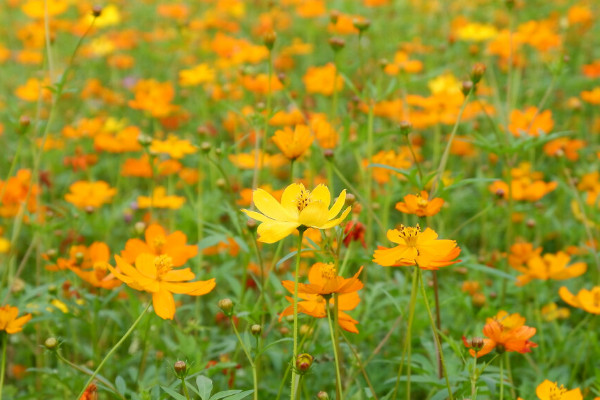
[0,305,31,334]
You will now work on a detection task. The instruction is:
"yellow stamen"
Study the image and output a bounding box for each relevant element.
[295,189,311,212]
[320,263,337,280]
[153,236,166,252]
[398,224,421,247]
[155,254,174,277]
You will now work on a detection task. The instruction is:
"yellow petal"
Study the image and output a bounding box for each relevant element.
[280,183,303,216]
[320,206,351,229]
[327,189,346,220]
[298,201,330,227]
[253,188,295,222]
[310,184,331,206]
[242,209,273,223]
[257,221,299,243]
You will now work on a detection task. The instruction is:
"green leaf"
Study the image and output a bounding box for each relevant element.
[210,390,242,400]
[466,262,516,281]
[223,390,254,400]
[196,375,213,400]
[115,376,127,395]
[161,386,187,400]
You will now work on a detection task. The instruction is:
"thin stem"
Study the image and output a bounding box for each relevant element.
[0,334,6,400]
[326,297,343,399]
[366,104,375,250]
[230,317,258,400]
[180,377,191,400]
[76,303,151,399]
[55,351,124,399]
[290,229,305,400]
[339,330,379,400]
[391,266,418,400]
[418,268,453,400]
[499,357,504,400]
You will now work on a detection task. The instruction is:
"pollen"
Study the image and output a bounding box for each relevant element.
[295,189,311,212]
[398,224,421,247]
[549,384,567,400]
[416,196,429,209]
[155,254,174,276]
[320,263,337,280]
[153,235,166,252]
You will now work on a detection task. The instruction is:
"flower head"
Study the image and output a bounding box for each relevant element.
[373,225,460,270]
[272,125,313,161]
[559,286,600,314]
[0,305,32,334]
[395,191,444,217]
[535,380,582,400]
[108,253,215,320]
[463,311,537,357]
[65,181,116,209]
[242,183,351,243]
[512,252,586,286]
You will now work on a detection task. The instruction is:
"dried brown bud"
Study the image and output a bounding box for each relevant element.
[174,360,187,378]
[92,5,102,17]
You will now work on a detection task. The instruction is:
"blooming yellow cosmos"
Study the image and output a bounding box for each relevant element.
[242,183,351,243]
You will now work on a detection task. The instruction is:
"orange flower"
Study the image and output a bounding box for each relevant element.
[15,77,52,102]
[536,380,583,400]
[241,73,283,94]
[508,106,554,137]
[310,115,339,149]
[108,253,215,320]
[94,126,142,153]
[272,125,313,161]
[303,63,343,96]
[128,79,179,118]
[150,135,197,159]
[137,187,185,210]
[365,148,416,184]
[121,223,198,267]
[373,225,460,270]
[279,263,363,333]
[0,305,31,334]
[395,191,444,217]
[543,138,585,161]
[0,169,40,218]
[581,87,600,105]
[463,311,537,357]
[508,242,542,268]
[178,63,215,87]
[512,252,587,286]
[384,51,423,75]
[65,181,116,209]
[228,150,288,170]
[559,286,600,314]
[540,303,570,322]
[79,383,97,400]
[64,242,122,289]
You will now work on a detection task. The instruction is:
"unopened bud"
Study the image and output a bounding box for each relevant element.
[216,178,226,189]
[471,63,486,84]
[353,18,371,33]
[330,10,340,24]
[92,5,102,17]
[18,116,31,135]
[174,360,187,378]
[74,252,85,265]
[462,80,474,96]
[44,337,59,350]
[295,353,313,373]
[137,133,152,147]
[345,193,356,206]
[323,149,334,159]
[246,219,258,232]
[200,142,212,153]
[399,120,412,135]
[218,298,234,316]
[263,31,277,50]
[134,221,146,235]
[251,324,262,336]
[328,37,345,52]
[317,391,330,400]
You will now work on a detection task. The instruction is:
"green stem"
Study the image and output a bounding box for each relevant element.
[326,297,343,399]
[366,105,375,251]
[76,303,150,399]
[499,357,504,400]
[0,334,6,400]
[418,268,453,400]
[290,229,305,400]
[230,319,258,400]
[391,266,418,400]
[181,377,191,400]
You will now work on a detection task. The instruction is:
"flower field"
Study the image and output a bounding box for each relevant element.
[1,0,600,399]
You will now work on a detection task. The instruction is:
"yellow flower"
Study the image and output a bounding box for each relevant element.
[178,64,216,87]
[512,252,587,286]
[559,286,600,314]
[535,380,582,400]
[150,135,197,159]
[137,187,185,210]
[0,305,31,334]
[242,183,351,243]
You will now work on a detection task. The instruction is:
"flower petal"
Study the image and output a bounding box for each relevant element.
[327,189,346,220]
[253,188,295,222]
[152,287,175,320]
[257,221,299,243]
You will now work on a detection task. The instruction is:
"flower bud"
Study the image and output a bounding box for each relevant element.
[134,221,146,235]
[462,80,474,96]
[251,324,262,336]
[353,18,371,33]
[471,63,486,84]
[18,116,31,135]
[218,298,234,316]
[137,133,152,147]
[329,10,340,24]
[174,360,187,378]
[92,5,103,17]
[246,219,258,232]
[44,337,59,350]
[263,31,277,50]
[317,391,330,400]
[200,142,212,153]
[323,149,334,159]
[328,37,345,52]
[295,353,313,374]
[399,120,412,136]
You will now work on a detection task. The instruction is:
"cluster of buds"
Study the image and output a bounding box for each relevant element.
[462,63,487,96]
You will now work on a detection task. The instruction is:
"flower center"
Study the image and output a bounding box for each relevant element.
[416,196,429,209]
[153,236,166,252]
[155,254,174,277]
[549,384,567,400]
[295,189,311,212]
[320,263,337,280]
[398,224,420,247]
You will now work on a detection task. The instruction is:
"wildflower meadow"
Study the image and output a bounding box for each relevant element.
[1,0,600,399]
